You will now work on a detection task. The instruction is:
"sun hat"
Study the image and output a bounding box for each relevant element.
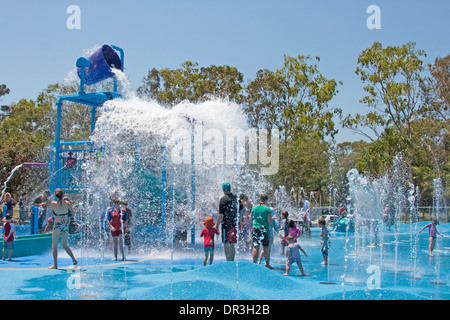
[204,217,215,228]
[221,182,231,191]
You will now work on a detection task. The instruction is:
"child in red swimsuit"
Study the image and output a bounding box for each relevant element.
[200,217,219,266]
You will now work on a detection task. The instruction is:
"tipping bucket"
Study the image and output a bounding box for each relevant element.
[77,44,122,85]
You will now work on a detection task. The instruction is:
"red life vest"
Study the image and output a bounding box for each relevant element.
[108,207,126,236]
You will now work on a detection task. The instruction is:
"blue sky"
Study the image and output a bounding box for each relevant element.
[0,0,449,142]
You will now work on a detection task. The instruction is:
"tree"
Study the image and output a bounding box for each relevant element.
[244,54,342,199]
[329,140,367,205]
[0,98,53,196]
[0,84,11,119]
[271,131,330,194]
[342,41,428,181]
[276,55,342,142]
[0,84,9,98]
[244,55,342,144]
[137,61,244,106]
[421,55,450,124]
[0,82,95,197]
[243,69,280,130]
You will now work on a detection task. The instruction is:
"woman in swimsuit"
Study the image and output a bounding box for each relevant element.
[48,188,77,269]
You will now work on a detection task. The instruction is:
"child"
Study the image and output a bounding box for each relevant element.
[279,211,289,254]
[419,219,444,257]
[106,198,128,261]
[200,217,219,266]
[288,219,302,241]
[319,217,331,265]
[2,214,17,261]
[283,235,308,276]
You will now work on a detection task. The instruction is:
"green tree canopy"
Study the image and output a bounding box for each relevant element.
[137,61,244,106]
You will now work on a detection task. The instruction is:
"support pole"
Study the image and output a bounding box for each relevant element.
[54,100,63,194]
[161,141,167,243]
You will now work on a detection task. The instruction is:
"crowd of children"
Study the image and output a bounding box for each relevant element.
[199,199,333,277]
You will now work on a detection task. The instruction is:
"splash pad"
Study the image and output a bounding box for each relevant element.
[0,45,448,302]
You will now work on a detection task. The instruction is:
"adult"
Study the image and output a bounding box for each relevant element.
[33,190,51,233]
[18,192,29,224]
[1,193,17,220]
[216,182,242,261]
[174,202,190,250]
[48,188,77,269]
[250,194,274,269]
[122,200,133,252]
[238,194,252,252]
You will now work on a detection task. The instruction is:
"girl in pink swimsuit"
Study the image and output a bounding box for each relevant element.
[419,219,444,257]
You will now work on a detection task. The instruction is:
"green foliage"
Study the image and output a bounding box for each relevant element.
[137,61,244,106]
[421,55,450,124]
[347,41,426,142]
[1,43,447,208]
[342,42,448,206]
[0,98,53,196]
[244,55,342,143]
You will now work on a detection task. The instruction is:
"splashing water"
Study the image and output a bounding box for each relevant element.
[73,69,271,256]
[1,164,24,201]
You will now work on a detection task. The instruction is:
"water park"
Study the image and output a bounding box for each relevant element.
[0,42,448,303]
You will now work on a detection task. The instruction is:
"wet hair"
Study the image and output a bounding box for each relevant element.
[288,219,296,228]
[260,194,268,203]
[281,211,289,218]
[318,218,326,226]
[55,188,64,199]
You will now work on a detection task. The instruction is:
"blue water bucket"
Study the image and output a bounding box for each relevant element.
[77,44,123,85]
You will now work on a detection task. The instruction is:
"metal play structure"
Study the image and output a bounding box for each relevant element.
[49,44,124,194]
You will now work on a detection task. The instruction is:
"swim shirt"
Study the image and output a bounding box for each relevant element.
[200,227,219,248]
[219,193,240,229]
[425,223,437,238]
[3,222,15,242]
[287,243,301,260]
[289,227,301,239]
[251,205,272,228]
[321,227,330,246]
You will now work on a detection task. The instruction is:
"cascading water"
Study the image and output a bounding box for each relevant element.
[68,70,272,298]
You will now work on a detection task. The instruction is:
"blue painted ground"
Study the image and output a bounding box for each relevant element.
[0,221,448,300]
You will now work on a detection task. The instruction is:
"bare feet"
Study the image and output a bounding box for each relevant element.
[48,265,57,269]
[265,264,274,270]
